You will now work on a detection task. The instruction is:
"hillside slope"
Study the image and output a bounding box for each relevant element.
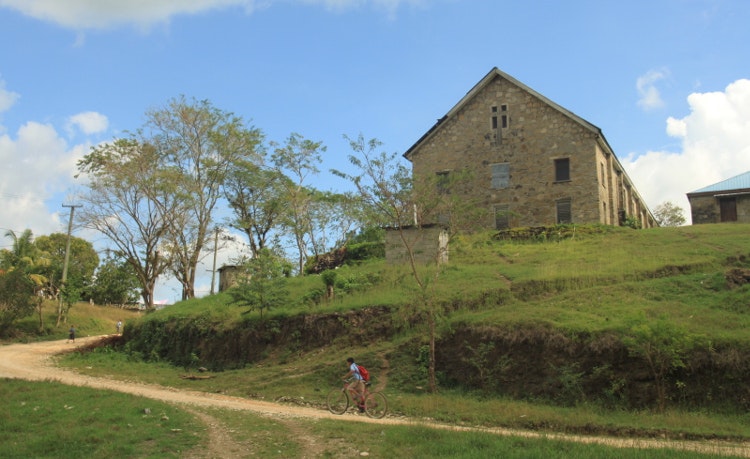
[120,223,750,411]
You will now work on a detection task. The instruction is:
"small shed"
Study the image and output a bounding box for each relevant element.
[385,225,449,266]
[687,171,750,224]
[217,265,241,292]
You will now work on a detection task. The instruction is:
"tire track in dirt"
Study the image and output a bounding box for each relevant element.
[2,336,750,458]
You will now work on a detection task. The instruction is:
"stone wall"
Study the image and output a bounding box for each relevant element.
[689,195,720,224]
[689,194,750,224]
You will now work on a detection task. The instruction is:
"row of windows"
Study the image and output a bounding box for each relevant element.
[490,158,570,189]
[494,199,572,229]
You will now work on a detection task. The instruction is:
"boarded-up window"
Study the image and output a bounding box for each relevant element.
[494,204,510,229]
[555,158,570,182]
[556,198,572,224]
[491,163,510,189]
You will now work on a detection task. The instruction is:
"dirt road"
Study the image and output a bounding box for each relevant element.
[2,336,750,458]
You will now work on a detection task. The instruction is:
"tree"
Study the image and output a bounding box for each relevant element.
[307,190,365,255]
[272,133,325,274]
[653,201,686,227]
[34,233,99,325]
[623,316,695,412]
[89,253,141,306]
[333,134,475,392]
[76,139,174,309]
[145,96,264,300]
[224,158,288,255]
[0,229,38,270]
[0,268,36,337]
[228,248,290,319]
[1,230,52,332]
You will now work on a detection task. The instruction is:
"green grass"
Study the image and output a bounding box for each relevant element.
[11,223,750,456]
[1,379,742,458]
[6,300,142,343]
[59,340,750,441]
[0,378,203,458]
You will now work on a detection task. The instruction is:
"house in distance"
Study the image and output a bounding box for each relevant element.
[403,67,657,230]
[687,171,750,224]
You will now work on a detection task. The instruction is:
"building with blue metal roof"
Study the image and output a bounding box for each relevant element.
[687,171,750,224]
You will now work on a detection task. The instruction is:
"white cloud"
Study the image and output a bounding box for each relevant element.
[0,0,260,29]
[0,78,19,114]
[0,0,419,29]
[0,121,86,235]
[0,78,92,237]
[67,111,109,136]
[623,78,750,224]
[636,68,668,111]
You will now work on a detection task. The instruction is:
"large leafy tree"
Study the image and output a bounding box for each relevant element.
[34,233,99,322]
[224,157,289,255]
[306,189,365,255]
[145,96,264,299]
[89,253,141,306]
[653,201,686,227]
[0,229,50,333]
[76,139,174,308]
[271,133,325,274]
[0,268,36,337]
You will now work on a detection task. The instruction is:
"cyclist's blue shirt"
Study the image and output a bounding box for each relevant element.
[350,362,363,380]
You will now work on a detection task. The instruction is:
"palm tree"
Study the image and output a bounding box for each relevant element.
[1,229,37,269]
[1,229,51,331]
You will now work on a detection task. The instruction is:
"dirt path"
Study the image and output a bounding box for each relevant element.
[2,336,750,458]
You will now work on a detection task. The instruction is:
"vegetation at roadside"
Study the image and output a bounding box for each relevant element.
[2,300,141,343]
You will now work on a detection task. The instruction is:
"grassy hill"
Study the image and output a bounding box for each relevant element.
[58,223,750,439]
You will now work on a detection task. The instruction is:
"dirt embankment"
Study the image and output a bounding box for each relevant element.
[2,336,750,458]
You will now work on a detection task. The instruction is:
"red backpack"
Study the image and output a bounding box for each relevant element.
[357,364,370,382]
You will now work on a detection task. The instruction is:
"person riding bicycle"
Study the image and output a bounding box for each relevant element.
[343,357,365,412]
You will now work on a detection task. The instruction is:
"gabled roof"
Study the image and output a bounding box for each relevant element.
[688,171,750,195]
[403,67,607,159]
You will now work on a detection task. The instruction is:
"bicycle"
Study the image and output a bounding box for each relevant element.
[327,378,388,419]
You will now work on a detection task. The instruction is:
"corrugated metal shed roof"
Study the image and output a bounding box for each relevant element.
[690,171,750,194]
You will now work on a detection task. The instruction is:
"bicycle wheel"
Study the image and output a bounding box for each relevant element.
[364,391,387,419]
[326,389,349,415]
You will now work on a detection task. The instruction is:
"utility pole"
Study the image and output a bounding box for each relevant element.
[210,227,219,295]
[57,204,81,326]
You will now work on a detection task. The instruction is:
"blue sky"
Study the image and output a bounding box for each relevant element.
[1,0,749,301]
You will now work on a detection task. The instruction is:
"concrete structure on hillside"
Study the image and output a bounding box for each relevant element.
[403,67,657,230]
[385,225,449,265]
[687,171,750,224]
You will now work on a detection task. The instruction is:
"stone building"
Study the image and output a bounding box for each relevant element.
[687,171,750,224]
[217,265,241,292]
[403,67,656,230]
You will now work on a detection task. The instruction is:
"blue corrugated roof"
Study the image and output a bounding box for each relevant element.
[690,171,750,194]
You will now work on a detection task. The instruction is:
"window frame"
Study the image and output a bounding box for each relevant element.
[554,158,570,182]
[494,204,510,230]
[556,198,572,224]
